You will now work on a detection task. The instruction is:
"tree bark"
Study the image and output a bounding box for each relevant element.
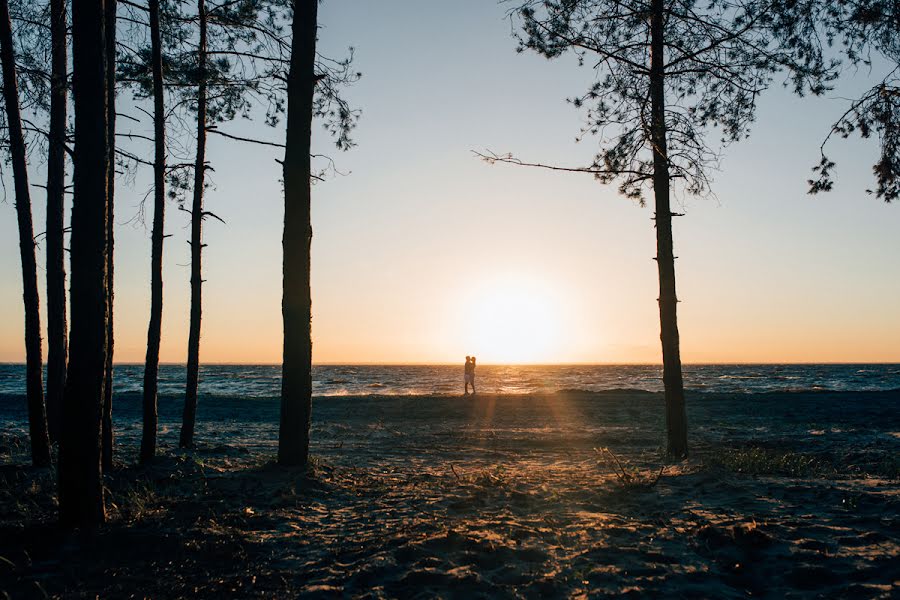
[0,0,52,468]
[140,0,166,464]
[279,0,317,467]
[59,0,109,527]
[103,0,117,472]
[181,0,207,449]
[650,0,688,458]
[45,0,68,445]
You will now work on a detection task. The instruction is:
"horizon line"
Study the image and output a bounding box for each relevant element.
[2,361,899,367]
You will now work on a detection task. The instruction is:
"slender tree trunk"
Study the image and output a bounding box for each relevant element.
[140,0,165,464]
[0,0,51,468]
[45,0,68,444]
[279,0,317,467]
[59,0,109,527]
[650,0,687,458]
[181,0,207,449]
[103,0,117,472]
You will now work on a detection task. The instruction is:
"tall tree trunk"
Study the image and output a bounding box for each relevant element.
[181,0,207,449]
[59,0,109,527]
[279,0,317,467]
[140,0,166,464]
[0,0,52,468]
[45,0,68,444]
[650,0,687,457]
[103,0,117,472]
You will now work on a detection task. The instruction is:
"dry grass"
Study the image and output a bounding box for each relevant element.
[595,447,666,489]
[707,447,827,477]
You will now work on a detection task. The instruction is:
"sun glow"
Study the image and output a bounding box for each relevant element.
[463,277,566,364]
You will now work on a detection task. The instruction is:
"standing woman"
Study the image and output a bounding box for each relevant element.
[463,356,471,395]
[464,356,476,396]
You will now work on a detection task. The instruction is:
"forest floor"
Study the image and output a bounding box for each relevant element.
[1,390,899,598]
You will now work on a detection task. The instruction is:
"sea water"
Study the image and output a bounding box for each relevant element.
[1,363,898,398]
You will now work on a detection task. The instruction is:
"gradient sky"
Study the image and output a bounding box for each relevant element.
[1,0,898,364]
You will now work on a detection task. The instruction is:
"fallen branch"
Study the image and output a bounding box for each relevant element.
[595,447,666,489]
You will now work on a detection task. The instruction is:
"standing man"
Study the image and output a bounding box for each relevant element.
[464,356,477,396]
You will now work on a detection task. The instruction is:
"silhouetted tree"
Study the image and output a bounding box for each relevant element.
[279,0,358,466]
[114,0,359,462]
[45,0,68,444]
[117,0,268,454]
[140,0,167,464]
[179,0,208,449]
[0,0,52,468]
[279,0,317,467]
[180,0,265,448]
[172,0,351,451]
[796,1,899,202]
[103,0,117,472]
[1,1,75,446]
[489,0,829,457]
[59,0,109,527]
[87,0,180,465]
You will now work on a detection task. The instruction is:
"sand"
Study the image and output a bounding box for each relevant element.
[1,390,898,598]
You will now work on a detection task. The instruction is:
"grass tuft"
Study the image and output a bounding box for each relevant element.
[108,480,159,521]
[709,447,825,477]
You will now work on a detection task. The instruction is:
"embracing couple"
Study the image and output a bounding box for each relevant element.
[464,356,477,395]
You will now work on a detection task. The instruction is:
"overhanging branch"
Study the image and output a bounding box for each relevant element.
[206,126,284,148]
[474,149,647,177]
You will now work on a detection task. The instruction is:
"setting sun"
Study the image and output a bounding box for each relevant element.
[463,277,566,364]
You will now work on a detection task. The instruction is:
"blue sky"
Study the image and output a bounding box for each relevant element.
[1,0,898,364]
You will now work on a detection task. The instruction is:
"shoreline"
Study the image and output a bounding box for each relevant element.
[3,387,900,404]
[3,364,900,400]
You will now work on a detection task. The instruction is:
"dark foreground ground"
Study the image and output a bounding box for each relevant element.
[1,390,899,598]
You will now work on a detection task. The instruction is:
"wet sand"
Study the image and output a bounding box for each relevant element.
[1,390,898,597]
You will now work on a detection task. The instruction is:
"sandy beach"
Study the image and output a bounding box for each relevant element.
[1,389,898,598]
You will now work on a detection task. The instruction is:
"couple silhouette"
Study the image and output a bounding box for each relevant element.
[464,356,477,395]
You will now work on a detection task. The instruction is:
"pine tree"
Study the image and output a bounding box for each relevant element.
[279,0,358,466]
[490,0,831,456]
[103,0,118,472]
[59,0,110,528]
[45,0,68,444]
[140,0,168,464]
[278,0,317,467]
[792,1,900,202]
[0,0,52,468]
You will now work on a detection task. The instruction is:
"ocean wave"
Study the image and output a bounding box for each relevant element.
[2,388,898,408]
[2,364,899,398]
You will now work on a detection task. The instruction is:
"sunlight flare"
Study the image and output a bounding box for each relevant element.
[464,277,566,364]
